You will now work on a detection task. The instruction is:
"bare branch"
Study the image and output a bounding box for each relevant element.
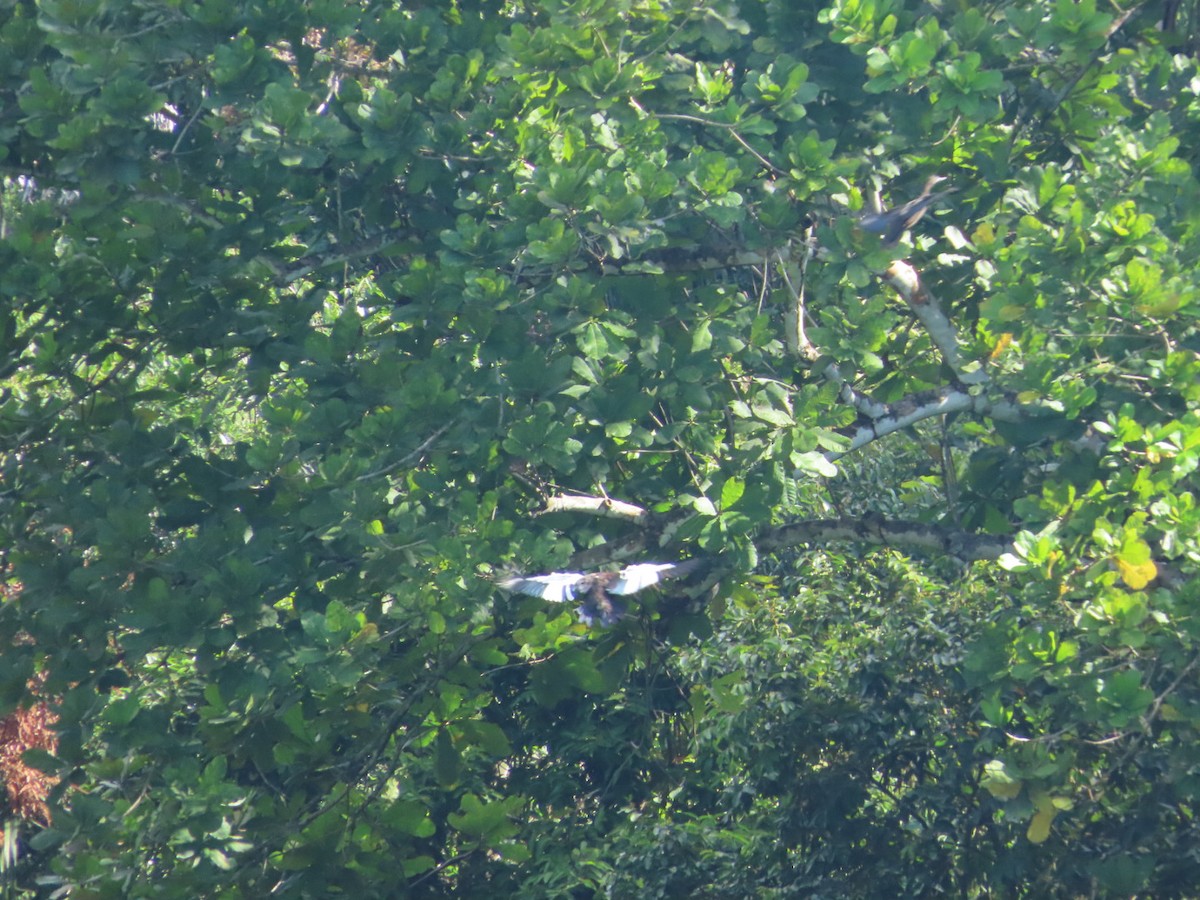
[537,495,650,524]
[777,244,815,360]
[839,386,1026,457]
[653,112,787,176]
[884,261,987,386]
[356,424,451,482]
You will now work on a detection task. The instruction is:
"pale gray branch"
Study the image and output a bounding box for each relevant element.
[840,387,1025,457]
[884,261,987,386]
[538,495,650,524]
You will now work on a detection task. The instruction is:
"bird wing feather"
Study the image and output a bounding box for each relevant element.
[498,573,584,603]
[609,561,697,595]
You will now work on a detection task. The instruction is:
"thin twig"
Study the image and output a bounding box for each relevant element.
[355,423,451,482]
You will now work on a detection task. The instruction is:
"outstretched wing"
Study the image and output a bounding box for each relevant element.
[498,573,585,604]
[500,572,616,626]
[608,560,700,595]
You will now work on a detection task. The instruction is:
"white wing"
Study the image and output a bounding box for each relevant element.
[608,563,680,595]
[498,573,585,603]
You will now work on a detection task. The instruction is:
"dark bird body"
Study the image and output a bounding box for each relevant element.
[499,560,700,626]
[859,175,952,245]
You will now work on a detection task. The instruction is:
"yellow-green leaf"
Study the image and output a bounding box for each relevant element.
[1117,556,1156,589]
[1027,807,1054,843]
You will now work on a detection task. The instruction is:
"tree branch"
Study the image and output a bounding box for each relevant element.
[883,261,987,386]
[778,245,894,420]
[537,494,650,524]
[839,386,1027,457]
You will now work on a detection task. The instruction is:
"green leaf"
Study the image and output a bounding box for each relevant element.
[577,321,610,358]
[793,451,837,478]
[981,759,1023,800]
[447,793,521,840]
[719,477,745,510]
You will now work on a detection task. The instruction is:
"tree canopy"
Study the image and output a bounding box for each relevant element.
[2,0,1200,896]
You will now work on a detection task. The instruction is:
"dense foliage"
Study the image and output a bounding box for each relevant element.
[2,0,1200,896]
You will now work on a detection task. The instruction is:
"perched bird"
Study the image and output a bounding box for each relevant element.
[498,560,701,626]
[858,175,953,245]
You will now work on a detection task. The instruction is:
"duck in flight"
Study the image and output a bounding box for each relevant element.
[499,560,700,626]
